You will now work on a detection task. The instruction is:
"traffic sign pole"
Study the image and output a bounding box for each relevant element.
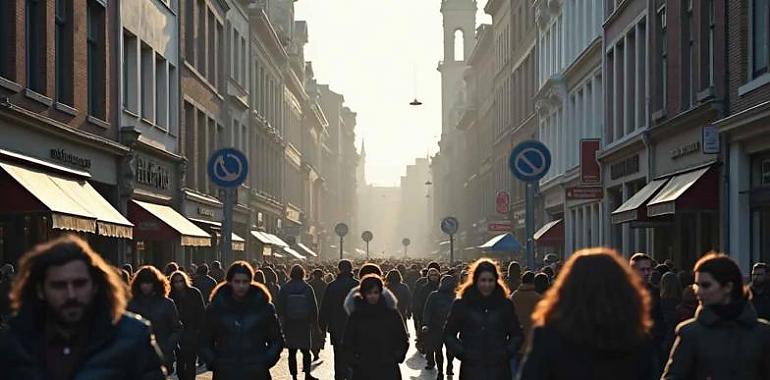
[525,183,535,270]
[222,188,234,264]
[366,241,370,260]
[449,234,454,265]
[339,237,344,260]
[208,148,248,267]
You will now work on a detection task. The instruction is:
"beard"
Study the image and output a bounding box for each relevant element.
[51,299,93,327]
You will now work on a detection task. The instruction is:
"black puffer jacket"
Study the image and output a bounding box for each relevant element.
[0,307,165,380]
[342,294,409,380]
[169,287,205,350]
[127,295,182,365]
[276,279,318,350]
[444,286,523,380]
[199,284,284,380]
[422,276,457,351]
[319,273,358,345]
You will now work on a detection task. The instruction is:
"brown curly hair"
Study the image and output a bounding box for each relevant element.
[455,258,511,299]
[130,265,170,298]
[532,248,652,350]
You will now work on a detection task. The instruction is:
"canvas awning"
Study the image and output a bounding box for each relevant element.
[251,230,274,244]
[611,179,669,224]
[534,219,564,247]
[129,200,210,246]
[189,218,245,251]
[647,167,718,217]
[297,243,318,257]
[0,161,133,238]
[265,233,289,247]
[283,247,306,260]
[478,233,522,252]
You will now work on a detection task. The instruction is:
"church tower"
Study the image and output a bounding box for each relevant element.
[438,0,476,136]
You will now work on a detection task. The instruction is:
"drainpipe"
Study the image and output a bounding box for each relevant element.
[641,129,653,256]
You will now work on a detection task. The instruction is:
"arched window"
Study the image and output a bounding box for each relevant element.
[454,29,464,61]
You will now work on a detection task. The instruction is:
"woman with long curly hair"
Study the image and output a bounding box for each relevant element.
[128,265,183,373]
[518,248,657,380]
[443,258,523,380]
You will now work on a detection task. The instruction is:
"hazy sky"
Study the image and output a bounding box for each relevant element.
[295,0,490,186]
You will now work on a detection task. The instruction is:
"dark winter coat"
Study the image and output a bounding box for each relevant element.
[319,273,358,345]
[444,286,523,380]
[404,270,419,293]
[413,278,438,321]
[342,294,409,380]
[750,284,770,321]
[387,282,412,319]
[127,295,183,365]
[518,326,658,380]
[660,298,680,360]
[193,275,217,304]
[210,268,225,283]
[422,279,455,351]
[276,279,319,350]
[0,307,165,380]
[170,287,206,351]
[308,277,327,351]
[662,302,770,380]
[199,284,284,380]
[266,282,280,303]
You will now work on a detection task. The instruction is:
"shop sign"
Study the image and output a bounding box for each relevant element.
[702,126,720,154]
[49,149,92,169]
[671,141,701,160]
[286,208,301,224]
[566,187,604,200]
[197,207,215,218]
[610,155,639,180]
[136,156,171,191]
[580,139,601,184]
[488,222,512,232]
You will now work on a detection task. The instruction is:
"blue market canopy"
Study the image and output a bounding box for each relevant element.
[478,233,522,252]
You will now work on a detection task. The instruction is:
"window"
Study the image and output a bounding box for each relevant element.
[207,10,215,82]
[169,64,178,135]
[26,0,45,93]
[0,4,10,79]
[638,18,647,128]
[657,6,667,110]
[123,32,138,112]
[196,0,205,71]
[682,0,694,108]
[454,29,464,61]
[55,0,73,105]
[155,55,168,128]
[140,43,154,121]
[217,21,224,92]
[185,0,195,63]
[705,0,715,87]
[751,0,769,77]
[87,1,105,118]
[183,102,195,186]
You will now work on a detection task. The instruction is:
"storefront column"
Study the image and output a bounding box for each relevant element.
[728,142,751,273]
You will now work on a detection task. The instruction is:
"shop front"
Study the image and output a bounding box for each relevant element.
[182,191,223,265]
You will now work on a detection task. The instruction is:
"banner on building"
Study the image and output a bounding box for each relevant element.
[580,139,601,184]
[496,191,510,214]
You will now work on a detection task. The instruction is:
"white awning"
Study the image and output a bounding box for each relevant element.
[283,247,306,260]
[266,233,289,247]
[611,179,669,224]
[647,167,712,217]
[251,230,273,244]
[297,243,318,257]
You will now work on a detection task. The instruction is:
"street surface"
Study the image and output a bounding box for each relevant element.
[189,322,460,380]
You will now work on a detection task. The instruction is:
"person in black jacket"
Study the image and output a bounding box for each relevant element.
[750,262,770,321]
[308,268,328,360]
[319,260,359,380]
[444,258,523,380]
[414,267,440,353]
[276,265,320,380]
[199,261,284,380]
[169,270,206,380]
[209,261,225,283]
[342,275,409,380]
[630,253,666,370]
[386,269,412,320]
[519,248,657,380]
[423,274,457,377]
[192,264,217,305]
[128,265,183,373]
[263,266,282,301]
[0,235,165,380]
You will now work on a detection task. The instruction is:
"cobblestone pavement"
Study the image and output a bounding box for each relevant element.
[190,322,461,380]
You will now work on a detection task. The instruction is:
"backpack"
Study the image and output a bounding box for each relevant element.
[285,292,310,320]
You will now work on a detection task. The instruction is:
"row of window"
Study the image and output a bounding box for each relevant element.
[568,202,605,252]
[230,25,248,89]
[184,100,223,196]
[606,16,647,144]
[184,0,224,92]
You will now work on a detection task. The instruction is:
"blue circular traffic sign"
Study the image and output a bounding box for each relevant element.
[509,140,551,182]
[208,148,249,188]
[441,217,459,235]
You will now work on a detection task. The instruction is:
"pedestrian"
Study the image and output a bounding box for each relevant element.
[662,253,770,379]
[660,271,683,360]
[444,258,523,380]
[210,261,225,283]
[533,273,549,295]
[518,248,657,380]
[404,264,420,293]
[192,263,217,305]
[630,253,666,367]
[319,260,359,380]
[308,268,328,361]
[199,261,284,380]
[413,267,440,353]
[750,262,770,321]
[675,285,697,324]
[0,263,15,326]
[506,262,521,292]
[276,265,320,380]
[385,269,412,320]
[128,265,183,373]
[169,270,205,380]
[422,274,457,377]
[0,235,165,379]
[342,274,409,380]
[324,272,334,284]
[510,271,541,353]
[164,262,179,277]
[122,263,134,277]
[263,267,281,301]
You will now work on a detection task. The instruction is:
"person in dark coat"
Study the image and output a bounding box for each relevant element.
[276,265,320,380]
[659,271,683,364]
[385,269,412,320]
[533,273,549,295]
[0,235,165,380]
[263,267,282,301]
[413,267,440,353]
[199,261,284,380]
[630,253,666,369]
[750,262,770,321]
[444,259,523,380]
[342,275,409,380]
[308,268,328,360]
[422,274,457,376]
[169,271,206,380]
[675,285,697,324]
[128,265,183,372]
[193,263,217,304]
[662,253,770,380]
[210,261,225,283]
[404,265,420,295]
[0,263,14,326]
[505,261,521,293]
[319,260,359,380]
[519,248,658,380]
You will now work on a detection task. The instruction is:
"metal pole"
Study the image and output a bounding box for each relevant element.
[404,245,408,258]
[366,241,370,261]
[525,182,535,270]
[450,234,454,265]
[222,188,234,266]
[339,236,344,260]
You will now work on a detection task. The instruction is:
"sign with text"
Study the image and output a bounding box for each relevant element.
[496,191,510,214]
[566,186,604,200]
[580,139,601,184]
[488,222,512,232]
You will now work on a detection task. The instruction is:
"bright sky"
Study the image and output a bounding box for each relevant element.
[295,0,490,186]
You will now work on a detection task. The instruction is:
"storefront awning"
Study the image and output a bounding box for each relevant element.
[283,247,306,260]
[297,243,318,257]
[190,218,245,251]
[534,219,564,247]
[129,200,210,247]
[266,233,289,247]
[647,167,718,217]
[0,161,133,238]
[273,252,285,258]
[231,233,245,252]
[251,231,273,244]
[478,233,522,252]
[611,179,670,224]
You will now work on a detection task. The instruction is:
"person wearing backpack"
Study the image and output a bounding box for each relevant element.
[277,264,320,380]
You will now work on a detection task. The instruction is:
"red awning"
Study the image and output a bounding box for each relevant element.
[647,166,718,217]
[128,200,210,247]
[534,219,564,247]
